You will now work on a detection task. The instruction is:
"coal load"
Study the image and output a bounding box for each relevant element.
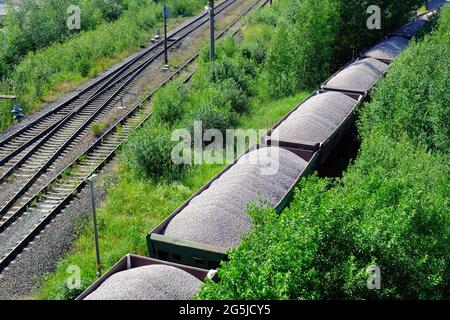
[163,147,307,248]
[84,265,203,300]
[269,91,357,144]
[322,58,388,93]
[364,36,410,61]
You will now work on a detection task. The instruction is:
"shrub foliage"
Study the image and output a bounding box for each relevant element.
[360,6,450,153]
[0,0,205,131]
[199,136,449,299]
[198,4,450,300]
[122,124,188,181]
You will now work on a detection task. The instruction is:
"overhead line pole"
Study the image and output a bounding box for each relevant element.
[162,1,170,70]
[209,0,215,61]
[87,174,102,278]
[0,95,17,100]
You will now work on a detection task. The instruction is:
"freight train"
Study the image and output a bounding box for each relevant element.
[77,3,444,300]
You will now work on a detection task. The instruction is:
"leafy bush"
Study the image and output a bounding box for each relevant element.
[186,104,232,137]
[122,124,188,180]
[185,88,233,141]
[241,37,268,66]
[265,22,298,98]
[266,0,338,97]
[152,81,188,125]
[169,0,199,17]
[199,135,449,300]
[95,0,124,21]
[195,40,258,115]
[0,0,206,75]
[0,0,128,73]
[207,59,250,94]
[336,136,449,300]
[90,122,108,137]
[334,0,425,64]
[247,2,279,26]
[214,79,249,114]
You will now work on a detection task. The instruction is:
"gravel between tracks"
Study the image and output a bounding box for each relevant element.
[0,0,260,299]
[0,162,115,299]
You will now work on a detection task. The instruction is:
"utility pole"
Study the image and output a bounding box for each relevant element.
[87,174,102,278]
[162,2,170,71]
[208,0,215,61]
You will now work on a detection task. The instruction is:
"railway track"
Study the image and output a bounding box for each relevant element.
[0,0,269,274]
[0,0,235,167]
[0,0,241,217]
[0,0,243,180]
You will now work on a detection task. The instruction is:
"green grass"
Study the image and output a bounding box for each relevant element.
[418,5,427,14]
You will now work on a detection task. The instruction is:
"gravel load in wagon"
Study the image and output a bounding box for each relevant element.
[163,147,308,248]
[427,0,447,11]
[84,265,203,300]
[391,19,427,39]
[363,36,410,61]
[268,91,357,144]
[322,58,388,94]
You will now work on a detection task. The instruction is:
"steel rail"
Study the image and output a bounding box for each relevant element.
[0,0,267,273]
[0,0,234,165]
[0,0,240,187]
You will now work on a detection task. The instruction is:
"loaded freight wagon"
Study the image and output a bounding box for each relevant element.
[146,4,435,271]
[76,1,444,301]
[264,91,363,166]
[426,0,449,11]
[265,33,415,165]
[76,254,216,300]
[362,36,410,63]
[147,144,316,269]
[321,58,389,96]
[390,18,428,39]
